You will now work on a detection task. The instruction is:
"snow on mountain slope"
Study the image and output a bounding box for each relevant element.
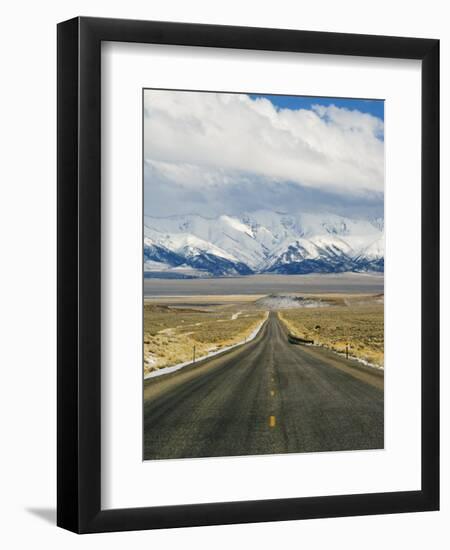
[355,237,384,260]
[351,236,384,272]
[144,228,253,276]
[143,211,384,277]
[144,214,265,269]
[145,230,238,262]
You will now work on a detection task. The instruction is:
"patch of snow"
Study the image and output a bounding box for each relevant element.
[158,328,175,335]
[335,350,384,371]
[310,234,353,256]
[354,236,384,260]
[311,343,384,371]
[256,294,329,310]
[145,355,157,366]
[220,215,254,238]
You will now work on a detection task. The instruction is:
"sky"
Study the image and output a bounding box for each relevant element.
[143,90,384,219]
[249,94,384,121]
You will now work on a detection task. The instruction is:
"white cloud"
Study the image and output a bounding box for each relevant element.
[143,159,383,219]
[143,90,384,198]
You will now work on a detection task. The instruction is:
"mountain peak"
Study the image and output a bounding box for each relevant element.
[144,211,384,277]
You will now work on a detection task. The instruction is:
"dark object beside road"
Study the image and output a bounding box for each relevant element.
[288,333,314,345]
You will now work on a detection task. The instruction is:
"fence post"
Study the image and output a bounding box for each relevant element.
[193,345,196,363]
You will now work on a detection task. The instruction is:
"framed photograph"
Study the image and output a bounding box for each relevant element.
[57,17,439,533]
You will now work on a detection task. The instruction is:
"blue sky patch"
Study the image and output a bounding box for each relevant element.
[249,94,384,121]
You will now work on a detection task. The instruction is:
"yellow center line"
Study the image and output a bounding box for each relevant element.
[269,415,276,428]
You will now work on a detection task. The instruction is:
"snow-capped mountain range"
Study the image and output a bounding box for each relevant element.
[144,211,384,277]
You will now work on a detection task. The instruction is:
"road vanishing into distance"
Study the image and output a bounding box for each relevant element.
[143,313,384,460]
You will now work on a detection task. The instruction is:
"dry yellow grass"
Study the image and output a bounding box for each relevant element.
[144,303,266,375]
[278,299,384,368]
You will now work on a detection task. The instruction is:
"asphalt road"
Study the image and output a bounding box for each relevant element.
[143,313,384,460]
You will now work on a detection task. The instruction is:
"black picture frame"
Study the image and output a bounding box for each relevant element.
[57,16,439,533]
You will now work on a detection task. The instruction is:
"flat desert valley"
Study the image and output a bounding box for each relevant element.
[144,273,384,376]
[144,272,384,297]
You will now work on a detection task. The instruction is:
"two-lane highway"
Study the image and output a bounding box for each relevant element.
[143,312,384,460]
